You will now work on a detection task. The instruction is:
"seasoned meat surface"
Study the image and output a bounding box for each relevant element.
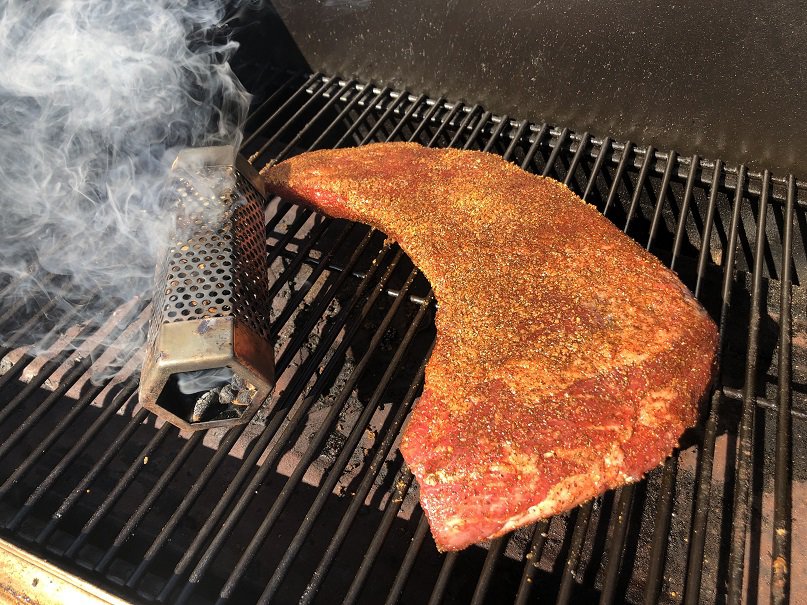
[261,142,717,551]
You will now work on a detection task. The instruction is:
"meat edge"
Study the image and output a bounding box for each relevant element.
[406,337,716,552]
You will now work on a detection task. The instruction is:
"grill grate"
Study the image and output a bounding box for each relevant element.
[0,71,803,604]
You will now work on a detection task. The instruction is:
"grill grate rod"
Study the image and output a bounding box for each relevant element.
[255,97,448,603]
[0,281,67,354]
[63,427,192,560]
[264,204,316,264]
[463,110,494,150]
[470,536,508,605]
[0,288,101,392]
[241,71,303,147]
[726,170,771,603]
[640,150,719,604]
[341,466,415,605]
[426,102,464,146]
[602,141,634,217]
[519,123,549,172]
[273,230,386,374]
[582,137,612,202]
[542,128,569,177]
[384,514,431,605]
[0,323,99,422]
[252,269,428,603]
[92,430,208,573]
[242,72,324,159]
[0,377,135,506]
[250,72,343,160]
[643,460,678,604]
[386,94,428,141]
[682,165,748,605]
[162,243,404,603]
[563,132,591,188]
[483,115,510,152]
[0,298,146,456]
[0,274,59,328]
[35,405,153,545]
[301,339,435,604]
[448,105,482,148]
[4,382,139,533]
[308,86,379,150]
[771,173,795,604]
[555,500,595,605]
[330,86,391,147]
[338,89,407,149]
[694,160,724,298]
[263,216,331,300]
[254,289,434,605]
[504,120,530,162]
[623,146,655,234]
[271,78,359,161]
[427,551,459,605]
[598,484,636,604]
[266,222,364,341]
[123,413,252,588]
[513,520,551,604]
[646,149,678,251]
[0,306,148,496]
[212,263,420,603]
[670,155,701,272]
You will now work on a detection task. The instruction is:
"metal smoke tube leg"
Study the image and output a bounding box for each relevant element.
[139,145,275,430]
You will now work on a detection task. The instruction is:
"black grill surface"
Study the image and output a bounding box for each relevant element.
[0,72,804,604]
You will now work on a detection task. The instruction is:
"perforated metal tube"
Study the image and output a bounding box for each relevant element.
[139,146,274,430]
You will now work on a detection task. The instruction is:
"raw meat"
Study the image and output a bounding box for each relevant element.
[261,142,717,551]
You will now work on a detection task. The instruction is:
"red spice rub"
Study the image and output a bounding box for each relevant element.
[261,142,717,551]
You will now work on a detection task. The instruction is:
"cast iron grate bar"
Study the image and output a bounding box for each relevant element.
[682,165,748,605]
[771,174,795,605]
[602,141,634,217]
[726,171,770,604]
[251,94,446,604]
[214,264,420,604]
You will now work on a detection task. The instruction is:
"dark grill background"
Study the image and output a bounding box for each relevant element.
[0,71,803,604]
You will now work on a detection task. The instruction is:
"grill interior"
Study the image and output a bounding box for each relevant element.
[0,71,804,604]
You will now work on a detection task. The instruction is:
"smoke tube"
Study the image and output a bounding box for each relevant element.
[138,146,275,430]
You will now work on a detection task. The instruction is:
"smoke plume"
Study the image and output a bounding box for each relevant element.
[0,0,253,376]
[176,367,235,395]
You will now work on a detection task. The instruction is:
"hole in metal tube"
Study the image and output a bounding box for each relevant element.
[157,368,258,424]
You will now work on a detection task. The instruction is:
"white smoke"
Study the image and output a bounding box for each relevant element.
[0,0,253,371]
[176,367,234,395]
